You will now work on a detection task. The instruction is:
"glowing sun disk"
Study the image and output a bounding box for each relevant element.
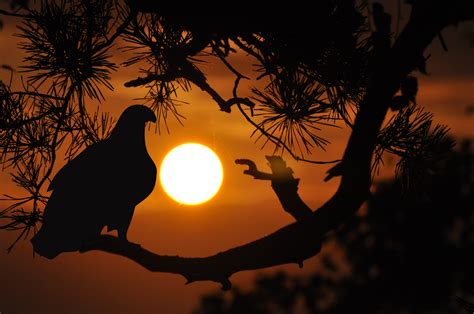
[159,143,223,205]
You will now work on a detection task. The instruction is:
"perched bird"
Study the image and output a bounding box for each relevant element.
[31,105,157,259]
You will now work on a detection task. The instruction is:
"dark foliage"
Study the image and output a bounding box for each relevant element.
[0,0,458,256]
[17,0,117,98]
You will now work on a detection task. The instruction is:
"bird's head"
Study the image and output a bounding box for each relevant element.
[119,105,157,124]
[109,105,157,141]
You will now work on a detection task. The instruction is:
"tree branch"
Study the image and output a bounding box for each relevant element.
[124,62,256,113]
[235,158,273,180]
[236,157,313,221]
[0,9,30,18]
[81,225,322,291]
[97,11,137,51]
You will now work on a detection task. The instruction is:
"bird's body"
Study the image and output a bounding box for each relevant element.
[31,105,157,259]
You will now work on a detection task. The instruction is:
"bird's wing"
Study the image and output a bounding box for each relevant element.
[48,141,108,191]
[35,140,113,258]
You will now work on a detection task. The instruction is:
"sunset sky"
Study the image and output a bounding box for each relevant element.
[0,3,473,313]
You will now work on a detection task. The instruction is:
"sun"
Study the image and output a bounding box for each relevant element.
[159,143,223,205]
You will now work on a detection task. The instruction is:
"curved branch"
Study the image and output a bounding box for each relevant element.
[81,225,322,291]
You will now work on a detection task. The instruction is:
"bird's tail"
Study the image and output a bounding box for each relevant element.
[31,228,61,259]
[31,226,80,259]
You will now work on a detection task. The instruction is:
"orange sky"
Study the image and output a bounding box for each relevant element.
[0,8,473,314]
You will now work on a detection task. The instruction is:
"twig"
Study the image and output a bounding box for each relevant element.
[0,9,30,18]
[212,42,249,80]
[7,91,65,100]
[97,11,137,50]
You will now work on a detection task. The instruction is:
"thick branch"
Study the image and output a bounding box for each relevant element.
[82,226,321,290]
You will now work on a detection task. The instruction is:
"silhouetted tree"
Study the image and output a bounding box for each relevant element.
[0,0,473,289]
[194,142,474,313]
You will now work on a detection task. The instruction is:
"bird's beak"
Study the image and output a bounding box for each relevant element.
[147,111,157,123]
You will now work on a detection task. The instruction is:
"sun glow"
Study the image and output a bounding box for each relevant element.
[159,143,223,205]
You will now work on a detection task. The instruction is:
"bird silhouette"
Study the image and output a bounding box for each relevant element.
[31,105,157,259]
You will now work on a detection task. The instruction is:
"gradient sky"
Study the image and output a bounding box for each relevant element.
[0,4,473,313]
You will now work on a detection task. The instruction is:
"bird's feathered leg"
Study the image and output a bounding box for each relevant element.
[110,206,135,242]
